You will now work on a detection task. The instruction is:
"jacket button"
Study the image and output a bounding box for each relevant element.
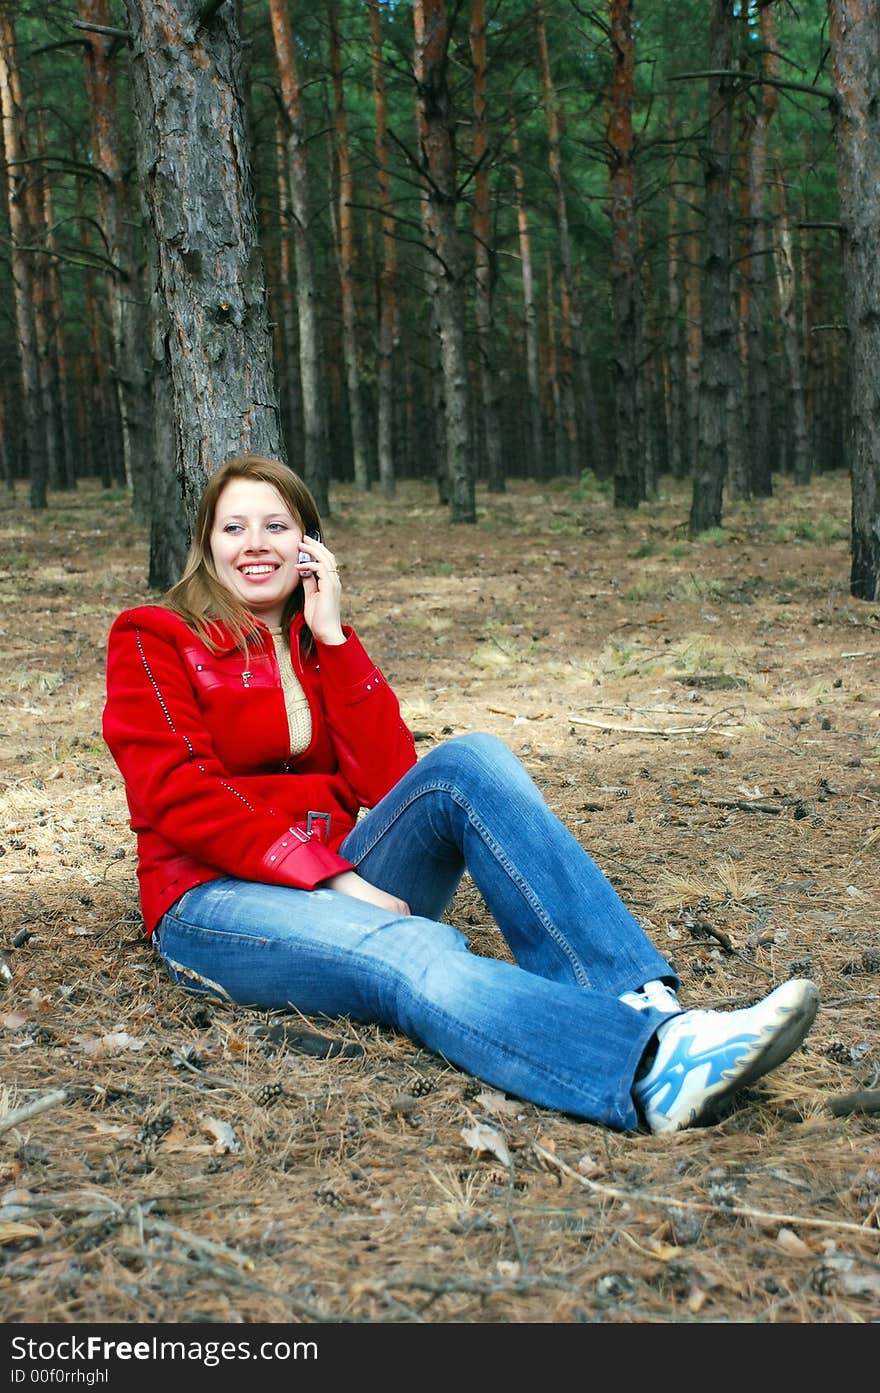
[269,855,276,861]
[281,841,287,847]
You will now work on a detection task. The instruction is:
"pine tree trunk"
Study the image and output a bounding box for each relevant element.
[0,3,45,508]
[683,120,702,481]
[79,0,152,518]
[510,114,543,473]
[123,0,282,531]
[273,114,303,471]
[608,0,643,509]
[689,2,738,536]
[829,0,880,599]
[470,0,504,494]
[369,0,397,498]
[773,164,811,486]
[414,0,475,523]
[665,102,685,480]
[329,3,369,492]
[545,252,566,477]
[535,0,578,474]
[411,1,448,503]
[741,7,778,498]
[268,0,328,514]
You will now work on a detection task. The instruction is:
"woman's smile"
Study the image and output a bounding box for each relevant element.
[210,477,303,626]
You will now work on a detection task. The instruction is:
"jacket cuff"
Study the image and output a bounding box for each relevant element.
[259,828,354,889]
[315,630,387,704]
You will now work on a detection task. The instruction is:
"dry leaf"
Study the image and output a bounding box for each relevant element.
[496,1259,522,1280]
[1,1013,29,1031]
[687,1285,707,1313]
[461,1122,511,1169]
[158,1122,191,1151]
[647,1239,684,1262]
[78,1030,146,1057]
[200,1116,241,1154]
[474,1089,521,1119]
[776,1226,812,1257]
[575,1153,603,1178]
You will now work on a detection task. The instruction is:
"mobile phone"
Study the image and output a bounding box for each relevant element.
[298,527,321,568]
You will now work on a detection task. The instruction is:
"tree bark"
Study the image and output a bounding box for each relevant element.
[268,0,328,514]
[273,113,303,471]
[607,0,643,509]
[413,0,475,522]
[741,4,778,498]
[24,116,62,496]
[368,0,397,498]
[33,77,76,490]
[469,0,504,494]
[535,0,578,474]
[665,101,685,480]
[122,0,282,534]
[0,2,45,508]
[828,0,880,600]
[689,1,738,536]
[773,164,811,486]
[510,113,543,474]
[78,0,151,518]
[329,2,369,491]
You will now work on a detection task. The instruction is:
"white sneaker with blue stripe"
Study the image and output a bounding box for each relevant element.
[634,978,819,1134]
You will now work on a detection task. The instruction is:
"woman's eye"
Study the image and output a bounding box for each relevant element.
[223,523,243,534]
[267,522,288,533]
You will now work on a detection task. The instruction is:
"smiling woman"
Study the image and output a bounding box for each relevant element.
[101,453,819,1137]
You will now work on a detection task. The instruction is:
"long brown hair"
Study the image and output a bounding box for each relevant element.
[163,454,322,653]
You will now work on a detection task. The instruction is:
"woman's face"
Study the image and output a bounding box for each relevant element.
[209,477,304,628]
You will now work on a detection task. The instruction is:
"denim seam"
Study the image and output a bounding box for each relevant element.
[351,778,592,988]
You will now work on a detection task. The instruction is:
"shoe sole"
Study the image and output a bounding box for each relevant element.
[681,980,819,1131]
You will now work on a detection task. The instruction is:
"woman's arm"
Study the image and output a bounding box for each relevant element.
[313,629,417,807]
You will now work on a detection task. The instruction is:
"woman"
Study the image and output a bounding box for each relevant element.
[103,454,818,1134]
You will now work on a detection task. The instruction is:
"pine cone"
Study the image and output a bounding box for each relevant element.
[254,1082,284,1107]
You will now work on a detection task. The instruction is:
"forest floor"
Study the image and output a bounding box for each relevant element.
[0,468,878,1328]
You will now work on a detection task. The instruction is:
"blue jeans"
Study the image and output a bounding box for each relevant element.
[155,734,677,1129]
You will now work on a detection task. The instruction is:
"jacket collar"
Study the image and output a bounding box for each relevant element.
[208,609,306,656]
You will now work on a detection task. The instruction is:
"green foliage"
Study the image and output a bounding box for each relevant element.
[575,469,611,501]
[771,515,849,544]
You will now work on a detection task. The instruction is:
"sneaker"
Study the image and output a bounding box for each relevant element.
[634,978,819,1135]
[619,978,681,1014]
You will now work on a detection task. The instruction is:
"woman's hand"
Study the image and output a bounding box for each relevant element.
[322,870,410,917]
[298,533,344,645]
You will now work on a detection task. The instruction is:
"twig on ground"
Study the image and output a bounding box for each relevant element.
[567,712,742,737]
[140,1215,255,1271]
[530,1141,880,1240]
[114,1247,341,1321]
[0,1089,68,1137]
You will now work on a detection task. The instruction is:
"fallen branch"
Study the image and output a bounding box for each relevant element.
[689,917,734,953]
[141,1215,255,1271]
[827,1090,880,1118]
[703,797,785,814]
[0,1089,68,1137]
[530,1141,880,1240]
[567,715,740,738]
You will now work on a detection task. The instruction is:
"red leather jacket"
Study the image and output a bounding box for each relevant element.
[102,605,417,936]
